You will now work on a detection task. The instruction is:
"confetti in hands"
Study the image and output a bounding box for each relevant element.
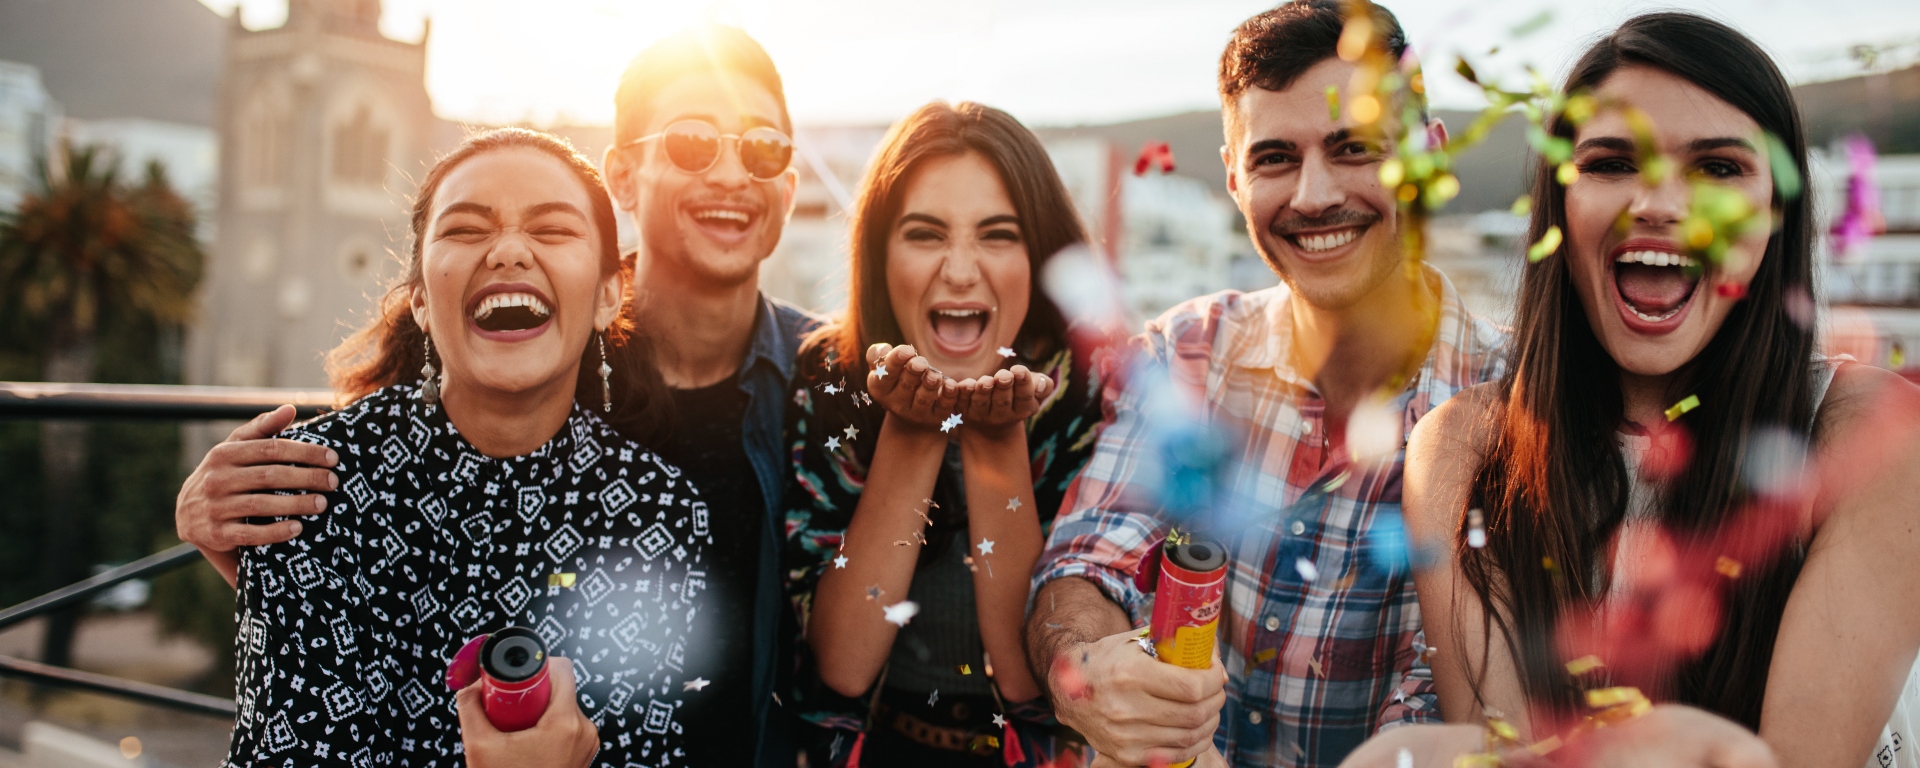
[951,364,1056,434]
[864,342,966,432]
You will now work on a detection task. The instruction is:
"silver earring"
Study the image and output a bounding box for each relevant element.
[598,332,613,413]
[421,334,441,406]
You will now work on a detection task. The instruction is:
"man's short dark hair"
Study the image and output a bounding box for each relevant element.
[1218,1,1416,136]
[613,25,790,145]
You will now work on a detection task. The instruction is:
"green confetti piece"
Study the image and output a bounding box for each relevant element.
[1510,10,1554,38]
[1527,225,1562,262]
[1763,131,1803,202]
[1455,57,1481,85]
[1326,84,1340,121]
[1510,195,1533,217]
[1664,394,1700,422]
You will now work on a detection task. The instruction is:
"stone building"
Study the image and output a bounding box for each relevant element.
[186,0,450,389]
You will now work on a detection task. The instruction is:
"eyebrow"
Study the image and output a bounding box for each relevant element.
[437,201,496,221]
[663,112,780,132]
[524,201,587,220]
[899,212,946,228]
[1575,136,1758,154]
[1244,128,1369,159]
[979,214,1019,228]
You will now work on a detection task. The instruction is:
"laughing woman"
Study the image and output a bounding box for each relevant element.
[783,102,1105,767]
[1346,13,1920,768]
[222,128,723,768]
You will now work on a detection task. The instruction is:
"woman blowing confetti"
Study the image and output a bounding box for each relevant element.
[782,102,1105,767]
[219,128,723,768]
[1348,13,1920,768]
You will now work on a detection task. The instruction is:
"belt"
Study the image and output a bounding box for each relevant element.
[872,700,1002,756]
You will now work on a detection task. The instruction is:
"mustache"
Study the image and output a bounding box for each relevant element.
[1267,208,1382,238]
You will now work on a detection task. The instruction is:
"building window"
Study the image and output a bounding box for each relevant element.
[331,104,389,187]
[240,98,288,187]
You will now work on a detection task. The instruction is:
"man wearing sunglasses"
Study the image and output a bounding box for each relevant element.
[170,24,814,768]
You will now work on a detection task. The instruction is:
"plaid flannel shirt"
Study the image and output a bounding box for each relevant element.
[1035,267,1508,767]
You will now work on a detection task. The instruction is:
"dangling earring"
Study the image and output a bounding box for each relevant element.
[421,334,441,406]
[598,332,613,413]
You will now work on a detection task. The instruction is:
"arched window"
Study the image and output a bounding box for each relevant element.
[239,86,290,187]
[330,103,389,187]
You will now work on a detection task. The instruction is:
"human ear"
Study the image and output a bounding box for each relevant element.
[592,267,625,332]
[1426,119,1449,152]
[780,166,798,222]
[602,146,641,214]
[1221,144,1239,195]
[409,281,431,335]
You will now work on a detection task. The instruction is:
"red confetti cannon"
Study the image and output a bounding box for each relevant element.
[446,626,553,732]
[1134,141,1175,176]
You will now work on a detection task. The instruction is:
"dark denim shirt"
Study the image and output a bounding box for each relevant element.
[737,293,821,767]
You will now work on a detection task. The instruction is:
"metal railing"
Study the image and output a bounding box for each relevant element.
[0,382,332,718]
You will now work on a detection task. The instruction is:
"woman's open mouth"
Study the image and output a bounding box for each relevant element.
[1610,245,1702,333]
[927,306,990,356]
[467,285,553,341]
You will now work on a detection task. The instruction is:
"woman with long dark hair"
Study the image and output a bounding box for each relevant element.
[781,101,1104,767]
[216,128,732,768]
[1355,12,1920,767]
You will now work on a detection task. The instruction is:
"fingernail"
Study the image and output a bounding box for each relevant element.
[289,521,303,535]
[313,495,327,511]
[328,472,338,489]
[325,449,339,465]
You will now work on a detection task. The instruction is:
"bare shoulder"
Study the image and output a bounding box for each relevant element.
[1817,362,1920,443]
[1404,383,1502,538]
[1410,383,1503,468]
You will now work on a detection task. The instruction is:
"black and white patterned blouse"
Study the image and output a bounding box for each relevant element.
[226,384,714,768]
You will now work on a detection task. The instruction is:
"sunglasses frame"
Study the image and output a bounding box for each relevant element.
[622,119,794,182]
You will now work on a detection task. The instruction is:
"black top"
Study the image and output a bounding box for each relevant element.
[656,375,763,768]
[227,385,715,768]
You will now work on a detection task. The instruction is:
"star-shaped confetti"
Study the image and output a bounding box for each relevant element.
[824,383,841,395]
[834,555,848,569]
[940,413,963,433]
[1006,497,1022,511]
[997,346,1015,358]
[1307,655,1324,678]
[928,690,939,706]
[843,425,860,440]
[884,600,920,626]
[825,436,841,451]
[992,713,1008,729]
[865,585,884,601]
[684,677,710,692]
[875,363,887,379]
[977,539,996,555]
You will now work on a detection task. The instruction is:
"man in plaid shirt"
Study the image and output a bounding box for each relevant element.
[1024,3,1508,766]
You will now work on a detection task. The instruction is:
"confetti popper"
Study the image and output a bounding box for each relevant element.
[1146,535,1228,768]
[445,627,552,732]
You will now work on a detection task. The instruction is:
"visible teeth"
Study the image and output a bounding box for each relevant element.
[692,208,750,223]
[1631,305,1686,323]
[1295,228,1361,253]
[472,292,551,321]
[1614,250,1698,268]
[933,309,986,318]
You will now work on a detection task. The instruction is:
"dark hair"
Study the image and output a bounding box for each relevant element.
[1461,13,1816,727]
[814,101,1081,371]
[327,127,670,444]
[613,24,791,145]
[1218,0,1418,137]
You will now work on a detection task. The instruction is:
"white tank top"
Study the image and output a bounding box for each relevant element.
[1613,359,1917,768]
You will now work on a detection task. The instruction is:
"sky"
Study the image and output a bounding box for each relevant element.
[195,0,1920,128]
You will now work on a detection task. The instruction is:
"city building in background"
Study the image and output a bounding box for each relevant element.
[0,61,62,213]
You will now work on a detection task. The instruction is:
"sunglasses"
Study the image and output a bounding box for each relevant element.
[624,119,794,182]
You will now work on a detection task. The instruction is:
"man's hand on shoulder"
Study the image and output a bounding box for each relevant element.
[1050,628,1226,767]
[175,405,338,584]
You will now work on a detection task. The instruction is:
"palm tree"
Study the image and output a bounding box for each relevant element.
[0,143,203,670]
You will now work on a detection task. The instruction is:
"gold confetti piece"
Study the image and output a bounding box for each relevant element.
[1528,226,1563,262]
[119,737,142,760]
[1715,556,1743,578]
[1379,158,1405,187]
[1351,94,1381,124]
[1307,655,1325,678]
[1542,556,1558,572]
[1586,686,1643,708]
[1565,655,1605,675]
[1398,183,1419,203]
[1254,648,1278,665]
[1664,394,1700,421]
[548,573,576,588]
[1527,735,1564,756]
[1510,195,1533,217]
[956,664,972,675]
[1555,161,1578,186]
[1455,755,1500,768]
[1326,84,1341,121]
[1487,718,1520,742]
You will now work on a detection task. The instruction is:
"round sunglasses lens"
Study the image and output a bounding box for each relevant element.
[740,128,793,180]
[662,122,721,173]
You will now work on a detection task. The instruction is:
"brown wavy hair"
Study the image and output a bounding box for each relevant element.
[815,101,1082,369]
[326,127,670,444]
